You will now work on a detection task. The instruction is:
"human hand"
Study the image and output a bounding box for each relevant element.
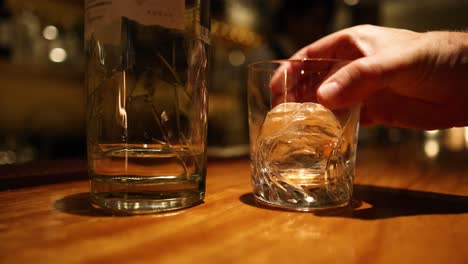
[281,25,468,129]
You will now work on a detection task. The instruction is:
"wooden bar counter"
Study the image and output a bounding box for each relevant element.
[1,145,467,263]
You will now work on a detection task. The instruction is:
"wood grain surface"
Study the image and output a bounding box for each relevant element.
[0,146,467,264]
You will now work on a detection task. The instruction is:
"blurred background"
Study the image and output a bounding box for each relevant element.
[0,0,468,164]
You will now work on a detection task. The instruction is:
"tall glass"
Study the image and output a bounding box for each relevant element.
[84,1,210,213]
[247,59,360,211]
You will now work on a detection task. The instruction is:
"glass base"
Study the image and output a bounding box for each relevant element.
[252,179,352,212]
[253,194,349,212]
[90,191,204,214]
[89,177,204,214]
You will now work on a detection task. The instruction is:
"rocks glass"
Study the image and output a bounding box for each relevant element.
[247,59,360,211]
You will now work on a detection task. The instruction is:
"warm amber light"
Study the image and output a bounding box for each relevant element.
[445,127,464,152]
[464,127,468,149]
[344,0,360,6]
[49,48,67,63]
[43,25,58,40]
[424,130,440,138]
[424,139,440,159]
[228,50,245,66]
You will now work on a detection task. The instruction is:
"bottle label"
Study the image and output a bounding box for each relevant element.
[85,0,185,42]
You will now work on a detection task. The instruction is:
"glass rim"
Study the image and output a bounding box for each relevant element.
[247,58,351,70]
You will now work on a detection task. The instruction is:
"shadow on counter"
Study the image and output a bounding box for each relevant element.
[240,184,468,220]
[54,193,114,217]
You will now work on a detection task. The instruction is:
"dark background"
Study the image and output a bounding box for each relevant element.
[1,0,467,164]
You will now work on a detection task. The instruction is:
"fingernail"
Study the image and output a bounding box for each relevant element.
[318,82,340,102]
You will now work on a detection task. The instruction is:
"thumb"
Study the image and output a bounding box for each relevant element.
[317,56,386,109]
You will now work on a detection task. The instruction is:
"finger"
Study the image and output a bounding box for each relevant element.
[269,59,348,97]
[272,92,297,107]
[290,28,365,60]
[269,31,359,93]
[317,55,387,109]
[270,28,366,96]
[271,73,320,106]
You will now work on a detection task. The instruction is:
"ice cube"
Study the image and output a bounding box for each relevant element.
[257,102,343,186]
